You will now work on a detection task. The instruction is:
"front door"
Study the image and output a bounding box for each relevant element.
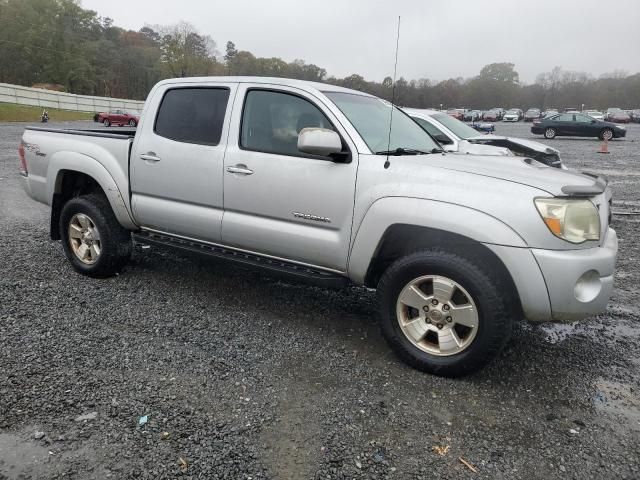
[130,84,236,242]
[221,85,358,271]
[574,114,600,137]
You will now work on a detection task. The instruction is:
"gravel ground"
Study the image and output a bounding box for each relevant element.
[1,120,639,479]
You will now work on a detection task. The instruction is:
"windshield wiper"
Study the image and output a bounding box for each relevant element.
[375,147,439,156]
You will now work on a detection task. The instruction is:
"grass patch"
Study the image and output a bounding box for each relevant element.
[0,103,93,122]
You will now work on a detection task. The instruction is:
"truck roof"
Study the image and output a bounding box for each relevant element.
[154,76,373,98]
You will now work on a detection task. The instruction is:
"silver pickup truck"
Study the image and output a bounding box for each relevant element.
[18,77,618,377]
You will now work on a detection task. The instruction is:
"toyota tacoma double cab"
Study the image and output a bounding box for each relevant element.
[18,77,618,377]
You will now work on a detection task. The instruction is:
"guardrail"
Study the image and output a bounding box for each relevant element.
[0,83,145,113]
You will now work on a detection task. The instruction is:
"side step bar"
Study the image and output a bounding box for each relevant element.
[132,231,350,289]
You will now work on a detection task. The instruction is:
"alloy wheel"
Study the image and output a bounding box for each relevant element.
[396,275,479,356]
[68,213,102,265]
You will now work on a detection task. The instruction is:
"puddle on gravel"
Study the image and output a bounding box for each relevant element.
[0,433,51,479]
[538,319,640,345]
[594,379,640,429]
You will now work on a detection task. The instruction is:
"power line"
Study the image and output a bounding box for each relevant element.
[0,39,74,56]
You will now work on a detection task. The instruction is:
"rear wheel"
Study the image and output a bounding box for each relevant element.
[60,194,131,278]
[103,119,110,127]
[544,127,556,139]
[600,128,613,141]
[377,250,513,377]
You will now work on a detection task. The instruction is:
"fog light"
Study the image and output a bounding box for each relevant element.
[574,270,602,303]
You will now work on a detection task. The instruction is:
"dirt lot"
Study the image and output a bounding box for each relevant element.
[1,120,639,479]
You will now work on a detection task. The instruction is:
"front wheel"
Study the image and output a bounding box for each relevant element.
[377,250,513,377]
[544,127,556,139]
[128,119,137,127]
[60,194,132,278]
[103,119,110,127]
[599,128,613,141]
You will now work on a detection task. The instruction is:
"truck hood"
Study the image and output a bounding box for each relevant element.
[467,134,560,155]
[421,153,603,196]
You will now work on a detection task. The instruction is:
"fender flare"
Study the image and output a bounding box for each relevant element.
[47,151,137,230]
[347,196,528,283]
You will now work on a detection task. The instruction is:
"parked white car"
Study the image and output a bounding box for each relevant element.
[405,108,564,168]
[503,109,522,122]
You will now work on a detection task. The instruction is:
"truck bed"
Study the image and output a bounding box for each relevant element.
[21,126,135,213]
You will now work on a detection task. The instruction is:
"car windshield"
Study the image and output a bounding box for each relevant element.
[430,113,483,140]
[325,92,440,153]
[506,109,519,114]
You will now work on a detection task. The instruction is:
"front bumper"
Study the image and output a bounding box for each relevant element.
[531,228,618,322]
[487,228,618,323]
[614,129,627,138]
[531,126,544,134]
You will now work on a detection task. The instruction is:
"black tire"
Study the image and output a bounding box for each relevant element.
[599,128,613,141]
[60,194,131,278]
[128,119,137,127]
[103,119,110,127]
[544,127,556,139]
[377,250,513,377]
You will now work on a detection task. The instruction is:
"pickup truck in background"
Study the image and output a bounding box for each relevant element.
[18,77,618,377]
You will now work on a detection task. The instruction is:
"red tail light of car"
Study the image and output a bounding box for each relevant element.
[18,143,28,176]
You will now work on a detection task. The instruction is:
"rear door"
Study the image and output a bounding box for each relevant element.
[221,84,358,271]
[553,113,575,135]
[130,83,237,242]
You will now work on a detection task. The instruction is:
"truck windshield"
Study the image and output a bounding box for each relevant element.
[430,113,482,140]
[324,92,440,154]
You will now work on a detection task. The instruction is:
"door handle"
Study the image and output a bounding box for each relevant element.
[140,152,161,162]
[226,164,254,175]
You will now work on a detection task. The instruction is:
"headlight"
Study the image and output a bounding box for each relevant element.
[534,198,600,243]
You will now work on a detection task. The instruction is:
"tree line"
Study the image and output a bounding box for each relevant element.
[1,0,639,110]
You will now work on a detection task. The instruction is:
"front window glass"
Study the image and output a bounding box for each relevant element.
[240,90,335,158]
[325,92,439,153]
[430,113,481,140]
[575,115,593,123]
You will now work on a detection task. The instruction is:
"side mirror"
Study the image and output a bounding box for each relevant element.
[298,128,342,157]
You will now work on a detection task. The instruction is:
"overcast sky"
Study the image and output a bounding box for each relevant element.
[81,0,639,83]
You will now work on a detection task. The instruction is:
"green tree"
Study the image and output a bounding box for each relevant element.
[479,62,519,84]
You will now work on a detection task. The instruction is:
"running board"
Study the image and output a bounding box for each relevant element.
[132,231,350,288]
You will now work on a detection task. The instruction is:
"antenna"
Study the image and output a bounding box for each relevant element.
[384,16,401,169]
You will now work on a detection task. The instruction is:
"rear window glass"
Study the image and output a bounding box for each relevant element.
[155,88,230,145]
